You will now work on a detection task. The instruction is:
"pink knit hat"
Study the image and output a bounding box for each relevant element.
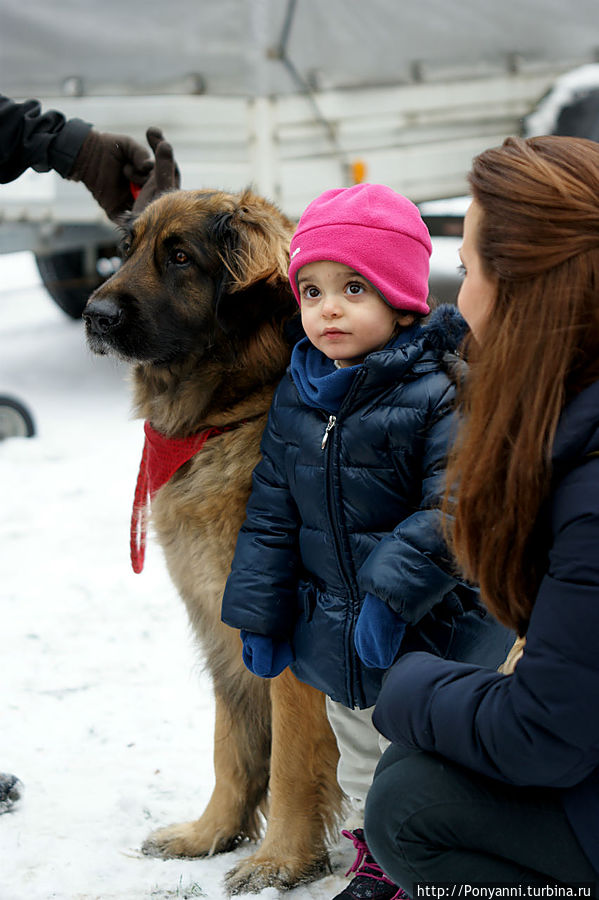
[288,183,432,314]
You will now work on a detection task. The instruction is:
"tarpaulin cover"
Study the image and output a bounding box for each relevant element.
[1,0,598,98]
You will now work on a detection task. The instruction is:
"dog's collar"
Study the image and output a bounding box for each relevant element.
[130,417,254,574]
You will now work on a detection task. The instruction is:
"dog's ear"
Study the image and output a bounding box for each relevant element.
[209,210,237,256]
[210,191,296,333]
[115,212,137,256]
[215,276,298,336]
[116,211,135,231]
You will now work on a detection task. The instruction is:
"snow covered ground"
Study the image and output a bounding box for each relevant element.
[0,253,355,900]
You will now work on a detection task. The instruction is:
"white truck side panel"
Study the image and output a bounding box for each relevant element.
[0,62,575,247]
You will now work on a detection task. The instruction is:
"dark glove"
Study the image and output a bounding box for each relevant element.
[240,630,294,678]
[68,129,153,221]
[131,127,180,214]
[354,593,406,669]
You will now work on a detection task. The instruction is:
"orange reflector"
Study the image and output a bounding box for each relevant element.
[350,160,367,184]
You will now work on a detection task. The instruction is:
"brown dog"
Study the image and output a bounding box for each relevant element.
[83,188,342,894]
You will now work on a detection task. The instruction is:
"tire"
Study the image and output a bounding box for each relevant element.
[0,395,36,440]
[35,245,120,319]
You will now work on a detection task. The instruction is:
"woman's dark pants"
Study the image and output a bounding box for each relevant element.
[364,744,597,896]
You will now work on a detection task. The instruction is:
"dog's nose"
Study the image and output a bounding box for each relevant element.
[83,297,123,335]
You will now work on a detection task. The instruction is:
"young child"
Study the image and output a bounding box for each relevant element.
[221,183,511,900]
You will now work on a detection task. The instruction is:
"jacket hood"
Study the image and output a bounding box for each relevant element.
[420,303,470,354]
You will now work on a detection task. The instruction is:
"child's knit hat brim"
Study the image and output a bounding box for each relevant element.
[288,183,432,315]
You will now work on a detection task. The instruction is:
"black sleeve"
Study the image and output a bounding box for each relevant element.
[373,465,599,789]
[0,95,91,183]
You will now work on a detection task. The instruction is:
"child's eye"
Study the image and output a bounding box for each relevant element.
[346,282,365,295]
[457,263,466,278]
[302,285,320,300]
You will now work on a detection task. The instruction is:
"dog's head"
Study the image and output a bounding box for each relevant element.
[83,188,298,367]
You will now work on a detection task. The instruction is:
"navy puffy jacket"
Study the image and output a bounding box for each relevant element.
[372,377,599,875]
[222,306,510,708]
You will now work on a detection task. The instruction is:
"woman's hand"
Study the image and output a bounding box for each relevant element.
[498,636,526,674]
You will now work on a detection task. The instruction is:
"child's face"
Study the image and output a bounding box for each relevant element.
[297,261,414,367]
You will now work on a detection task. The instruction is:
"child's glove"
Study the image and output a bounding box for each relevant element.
[354,593,406,669]
[240,630,294,678]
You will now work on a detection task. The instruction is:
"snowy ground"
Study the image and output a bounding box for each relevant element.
[0,253,354,900]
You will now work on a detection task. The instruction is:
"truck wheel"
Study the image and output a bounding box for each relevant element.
[0,396,36,440]
[35,246,119,319]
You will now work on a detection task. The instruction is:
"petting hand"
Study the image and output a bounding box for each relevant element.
[131,127,180,214]
[68,129,153,221]
[241,630,294,678]
[354,593,406,669]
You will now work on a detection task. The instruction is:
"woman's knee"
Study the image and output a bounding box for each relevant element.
[364,751,452,884]
[373,740,414,778]
[364,757,402,857]
[365,751,425,879]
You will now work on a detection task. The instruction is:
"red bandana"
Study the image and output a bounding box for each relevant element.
[130,420,228,573]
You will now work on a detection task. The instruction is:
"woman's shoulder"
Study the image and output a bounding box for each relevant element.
[551,381,599,517]
[551,450,599,523]
[544,448,599,593]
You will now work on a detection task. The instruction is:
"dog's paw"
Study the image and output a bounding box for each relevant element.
[142,821,242,859]
[224,852,329,895]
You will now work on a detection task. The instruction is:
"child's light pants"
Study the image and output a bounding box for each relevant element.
[325,696,390,828]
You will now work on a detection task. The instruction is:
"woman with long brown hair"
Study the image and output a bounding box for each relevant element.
[363,136,599,890]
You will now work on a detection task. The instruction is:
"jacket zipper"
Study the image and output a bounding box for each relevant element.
[320,371,367,707]
[321,415,336,449]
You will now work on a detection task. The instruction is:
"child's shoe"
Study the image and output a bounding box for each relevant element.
[333,828,409,899]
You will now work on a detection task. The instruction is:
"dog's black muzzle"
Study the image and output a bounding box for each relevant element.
[83,297,124,337]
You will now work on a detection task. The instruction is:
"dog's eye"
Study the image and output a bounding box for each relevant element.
[121,240,132,257]
[172,249,190,267]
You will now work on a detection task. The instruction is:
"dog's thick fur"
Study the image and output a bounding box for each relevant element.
[83,189,342,894]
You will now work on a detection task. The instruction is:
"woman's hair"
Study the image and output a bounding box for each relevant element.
[444,135,599,635]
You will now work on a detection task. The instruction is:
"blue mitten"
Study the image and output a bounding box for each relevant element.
[240,630,294,678]
[354,593,407,669]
